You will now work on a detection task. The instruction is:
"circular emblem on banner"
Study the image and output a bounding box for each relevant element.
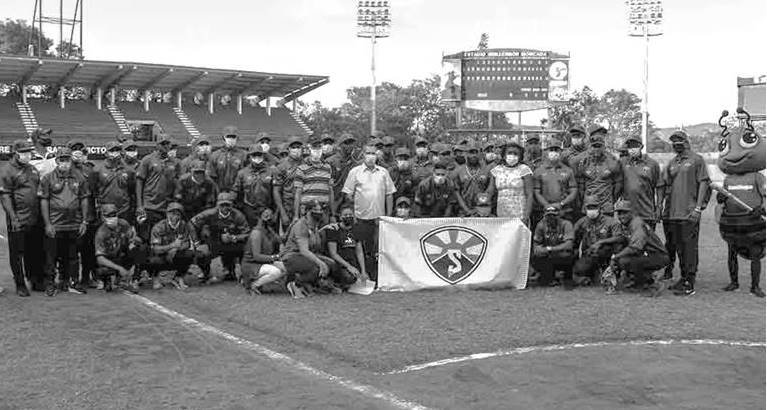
[420,225,488,285]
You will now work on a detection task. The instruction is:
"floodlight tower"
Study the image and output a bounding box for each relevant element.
[627,0,663,151]
[357,1,391,136]
[29,0,84,59]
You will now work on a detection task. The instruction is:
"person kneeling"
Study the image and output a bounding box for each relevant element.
[94,204,144,293]
[531,205,575,289]
[325,204,368,288]
[241,208,286,295]
[148,202,204,290]
[611,200,670,296]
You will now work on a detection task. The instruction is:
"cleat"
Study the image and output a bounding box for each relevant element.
[74,283,88,294]
[750,287,765,298]
[722,282,739,292]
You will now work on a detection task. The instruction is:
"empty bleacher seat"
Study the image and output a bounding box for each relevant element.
[0,97,28,138]
[30,100,119,145]
[118,103,191,140]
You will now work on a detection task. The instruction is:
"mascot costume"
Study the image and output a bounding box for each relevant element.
[713,108,765,297]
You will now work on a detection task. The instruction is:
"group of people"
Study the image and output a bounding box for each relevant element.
[1,122,763,299]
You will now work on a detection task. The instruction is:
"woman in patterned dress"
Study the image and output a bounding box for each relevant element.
[487,142,534,224]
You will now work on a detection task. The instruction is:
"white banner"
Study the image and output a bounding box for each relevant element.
[378,217,530,292]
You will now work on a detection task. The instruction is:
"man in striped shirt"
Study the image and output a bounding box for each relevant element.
[294,137,335,223]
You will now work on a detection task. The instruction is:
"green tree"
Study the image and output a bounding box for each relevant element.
[55,40,83,59]
[0,19,53,56]
[477,33,489,50]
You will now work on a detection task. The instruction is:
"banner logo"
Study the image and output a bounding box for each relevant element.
[420,226,488,284]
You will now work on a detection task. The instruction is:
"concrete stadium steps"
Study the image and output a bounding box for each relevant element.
[289,110,313,135]
[118,103,193,144]
[106,105,132,136]
[16,102,39,134]
[29,100,120,141]
[172,107,202,140]
[0,98,29,137]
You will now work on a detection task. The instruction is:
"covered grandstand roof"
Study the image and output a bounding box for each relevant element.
[0,55,328,102]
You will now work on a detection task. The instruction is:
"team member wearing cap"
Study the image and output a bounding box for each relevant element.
[573,126,623,215]
[325,203,369,287]
[294,137,334,222]
[175,160,218,221]
[453,143,467,166]
[234,144,277,226]
[452,141,491,213]
[532,204,576,289]
[572,195,625,285]
[38,148,90,296]
[481,141,500,172]
[620,134,662,229]
[0,140,44,296]
[94,204,143,293]
[611,199,670,295]
[136,134,180,244]
[411,137,433,188]
[180,137,212,174]
[256,132,280,165]
[393,196,412,219]
[473,192,495,217]
[240,207,287,295]
[659,130,711,296]
[274,137,305,228]
[341,144,396,281]
[69,139,100,289]
[486,141,533,222]
[414,162,472,218]
[190,192,250,282]
[277,143,289,159]
[326,133,357,209]
[207,126,247,193]
[381,136,397,169]
[436,142,457,172]
[388,147,417,203]
[30,128,54,160]
[524,134,543,171]
[148,202,200,290]
[533,135,578,226]
[319,133,336,161]
[93,141,136,223]
[562,125,588,168]
[122,140,140,171]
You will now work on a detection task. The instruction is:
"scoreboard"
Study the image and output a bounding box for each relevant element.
[442,48,569,112]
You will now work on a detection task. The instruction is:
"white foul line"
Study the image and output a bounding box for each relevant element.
[383,339,767,375]
[125,292,432,410]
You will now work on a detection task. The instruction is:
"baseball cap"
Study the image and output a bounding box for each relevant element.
[526,134,541,143]
[453,143,468,152]
[287,136,304,147]
[482,141,496,150]
[382,136,396,146]
[395,196,411,207]
[475,192,492,207]
[544,204,561,215]
[67,139,85,151]
[223,126,238,137]
[216,192,234,206]
[437,143,452,155]
[157,134,173,144]
[583,195,600,208]
[394,147,411,158]
[568,125,587,136]
[256,132,271,142]
[340,133,356,143]
[307,136,323,148]
[625,135,643,144]
[248,144,267,155]
[105,141,122,152]
[669,130,689,142]
[194,136,211,145]
[56,147,72,159]
[589,134,605,146]
[320,133,335,143]
[13,139,34,153]
[191,160,206,172]
[370,130,385,139]
[542,135,564,150]
[166,202,184,213]
[101,203,118,217]
[588,125,608,136]
[369,138,384,148]
[415,137,429,147]
[614,199,633,212]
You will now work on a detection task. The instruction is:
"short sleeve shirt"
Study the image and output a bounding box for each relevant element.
[94,219,135,259]
[283,218,323,255]
[573,214,622,252]
[150,219,195,253]
[273,157,304,209]
[137,152,180,212]
[175,173,218,215]
[533,163,576,211]
[533,218,574,247]
[574,155,622,213]
[207,147,247,192]
[0,159,41,229]
[452,164,491,208]
[234,164,276,210]
[620,155,661,221]
[414,177,461,217]
[326,225,360,267]
[294,161,333,205]
[93,159,135,216]
[342,164,396,220]
[38,168,89,231]
[661,151,710,220]
[190,208,250,240]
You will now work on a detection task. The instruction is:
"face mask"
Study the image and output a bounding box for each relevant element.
[106,151,121,160]
[431,155,440,165]
[71,150,86,163]
[376,149,384,159]
[104,217,119,227]
[505,154,519,166]
[17,152,32,163]
[395,207,410,218]
[628,148,642,158]
[364,154,377,166]
[125,150,138,159]
[251,156,264,165]
[261,143,271,152]
[341,216,354,226]
[57,161,72,171]
[322,144,333,154]
[415,147,428,157]
[309,149,323,161]
[224,137,237,147]
[289,148,302,159]
[589,146,605,158]
[485,152,497,162]
[167,214,181,228]
[396,160,409,170]
[197,145,211,155]
[168,149,177,159]
[341,144,354,155]
[586,209,600,219]
[546,151,561,162]
[571,137,585,148]
[433,175,446,185]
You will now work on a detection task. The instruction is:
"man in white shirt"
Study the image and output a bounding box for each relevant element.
[341,144,396,281]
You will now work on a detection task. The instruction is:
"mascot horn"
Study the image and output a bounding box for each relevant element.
[713,107,766,297]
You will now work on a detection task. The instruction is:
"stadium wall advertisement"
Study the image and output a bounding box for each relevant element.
[441,48,570,112]
[378,217,530,291]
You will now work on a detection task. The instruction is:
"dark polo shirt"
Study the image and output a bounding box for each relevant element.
[38,168,89,231]
[137,151,180,212]
[620,155,661,221]
[661,151,710,220]
[234,164,277,210]
[92,158,135,216]
[414,177,461,217]
[0,158,41,229]
[533,162,577,212]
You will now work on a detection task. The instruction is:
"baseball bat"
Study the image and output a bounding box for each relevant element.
[710,183,766,222]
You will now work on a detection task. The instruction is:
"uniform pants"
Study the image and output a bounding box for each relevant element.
[573,245,614,284]
[137,209,165,242]
[355,218,379,281]
[147,249,196,276]
[663,220,700,283]
[281,254,354,288]
[531,252,573,285]
[94,246,145,281]
[616,252,670,288]
[6,225,44,289]
[43,230,80,288]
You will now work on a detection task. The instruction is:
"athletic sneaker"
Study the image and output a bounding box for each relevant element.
[286,281,306,299]
[722,282,739,291]
[68,286,85,295]
[673,280,695,296]
[45,284,57,297]
[73,283,88,294]
[96,280,105,290]
[170,277,188,290]
[152,278,163,290]
[751,287,765,298]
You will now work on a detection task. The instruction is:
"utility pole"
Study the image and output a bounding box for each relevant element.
[357,1,390,136]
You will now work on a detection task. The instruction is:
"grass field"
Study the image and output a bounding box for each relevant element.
[1,207,764,410]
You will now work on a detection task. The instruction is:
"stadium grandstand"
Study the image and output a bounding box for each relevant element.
[0,55,328,157]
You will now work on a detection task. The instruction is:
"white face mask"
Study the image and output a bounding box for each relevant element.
[309,149,323,161]
[125,150,138,159]
[363,154,377,166]
[198,145,211,155]
[224,137,237,147]
[628,148,642,157]
[57,161,72,171]
[586,209,600,219]
[251,156,264,165]
[17,152,32,163]
[415,147,428,157]
[289,148,302,159]
[505,154,519,166]
[433,175,446,184]
[546,151,560,162]
[261,143,271,152]
[104,217,119,227]
[168,149,177,159]
[571,137,585,148]
[106,151,121,160]
[397,160,409,169]
[322,144,333,154]
[71,150,85,163]
[395,207,409,217]
[485,152,497,162]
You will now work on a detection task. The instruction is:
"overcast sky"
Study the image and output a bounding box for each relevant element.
[4,0,765,127]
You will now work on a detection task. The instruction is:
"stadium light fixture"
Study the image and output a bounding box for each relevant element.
[626,0,663,152]
[357,0,391,136]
